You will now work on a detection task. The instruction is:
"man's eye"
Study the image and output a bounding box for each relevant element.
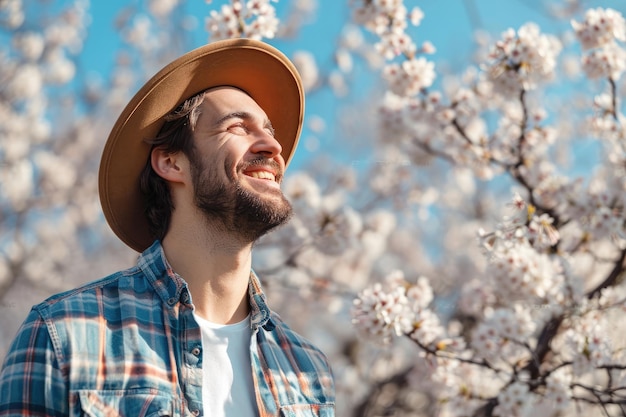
[228,123,248,134]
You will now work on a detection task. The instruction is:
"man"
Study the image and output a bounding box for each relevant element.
[0,39,335,416]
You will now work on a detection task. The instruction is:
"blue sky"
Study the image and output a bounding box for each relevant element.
[77,0,626,171]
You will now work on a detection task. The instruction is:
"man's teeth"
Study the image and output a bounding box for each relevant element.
[247,171,276,181]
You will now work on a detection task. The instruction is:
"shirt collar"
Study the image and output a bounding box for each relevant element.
[138,240,186,307]
[139,240,275,330]
[248,269,275,331]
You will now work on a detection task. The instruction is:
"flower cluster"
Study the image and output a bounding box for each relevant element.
[0,0,141,309]
[351,0,435,99]
[351,0,422,59]
[572,7,626,49]
[563,308,618,374]
[346,2,626,406]
[473,194,571,310]
[0,0,24,29]
[493,380,535,417]
[572,8,626,80]
[471,306,536,362]
[487,233,565,301]
[205,0,279,41]
[147,0,179,17]
[382,57,435,97]
[486,23,562,94]
[371,21,568,183]
[351,273,414,344]
[280,171,365,255]
[1,0,90,211]
[352,270,459,353]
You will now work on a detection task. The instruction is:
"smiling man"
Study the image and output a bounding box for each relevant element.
[0,39,335,417]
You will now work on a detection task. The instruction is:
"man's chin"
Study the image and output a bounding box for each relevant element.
[231,186,292,239]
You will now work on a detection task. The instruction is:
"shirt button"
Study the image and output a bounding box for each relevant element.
[167,297,177,305]
[191,347,201,356]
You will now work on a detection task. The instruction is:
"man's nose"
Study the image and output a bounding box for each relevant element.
[250,132,283,159]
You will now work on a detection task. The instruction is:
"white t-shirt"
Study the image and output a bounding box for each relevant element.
[194,313,258,417]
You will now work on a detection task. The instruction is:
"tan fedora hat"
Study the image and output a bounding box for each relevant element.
[99,38,304,253]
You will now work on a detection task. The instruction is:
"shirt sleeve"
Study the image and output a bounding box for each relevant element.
[0,307,68,416]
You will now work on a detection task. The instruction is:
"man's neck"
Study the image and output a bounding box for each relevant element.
[161,223,254,325]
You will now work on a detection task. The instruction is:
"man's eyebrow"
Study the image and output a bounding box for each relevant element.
[214,111,251,127]
[214,111,275,135]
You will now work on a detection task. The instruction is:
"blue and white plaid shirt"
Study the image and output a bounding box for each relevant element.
[0,241,335,416]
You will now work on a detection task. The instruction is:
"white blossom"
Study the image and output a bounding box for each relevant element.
[352,280,413,343]
[471,306,536,362]
[409,7,424,26]
[527,213,560,250]
[314,205,362,255]
[282,171,321,219]
[352,0,418,58]
[486,23,562,94]
[12,32,45,61]
[34,151,77,192]
[0,0,24,29]
[572,8,626,50]
[572,8,626,81]
[6,64,43,99]
[0,160,34,210]
[581,42,626,80]
[44,51,76,84]
[538,368,573,412]
[563,312,614,374]
[148,0,179,17]
[383,57,436,97]
[291,50,318,92]
[205,0,279,41]
[335,48,353,73]
[493,380,536,417]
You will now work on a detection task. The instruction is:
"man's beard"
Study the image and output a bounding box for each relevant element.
[189,153,293,242]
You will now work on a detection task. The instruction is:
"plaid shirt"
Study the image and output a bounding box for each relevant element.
[0,241,335,416]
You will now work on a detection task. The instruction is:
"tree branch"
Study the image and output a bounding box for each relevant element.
[588,247,626,299]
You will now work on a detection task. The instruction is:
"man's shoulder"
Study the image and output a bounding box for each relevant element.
[33,264,143,317]
[265,312,332,364]
[268,313,318,344]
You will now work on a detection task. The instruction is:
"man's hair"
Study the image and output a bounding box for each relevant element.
[139,91,206,240]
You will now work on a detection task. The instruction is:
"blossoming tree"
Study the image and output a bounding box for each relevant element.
[3,0,626,416]
[346,2,626,416]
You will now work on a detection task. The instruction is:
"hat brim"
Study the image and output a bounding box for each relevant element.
[99,38,304,253]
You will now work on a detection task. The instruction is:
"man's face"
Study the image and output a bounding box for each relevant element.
[187,87,293,241]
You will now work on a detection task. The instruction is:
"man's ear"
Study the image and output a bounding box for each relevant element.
[151,147,188,183]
